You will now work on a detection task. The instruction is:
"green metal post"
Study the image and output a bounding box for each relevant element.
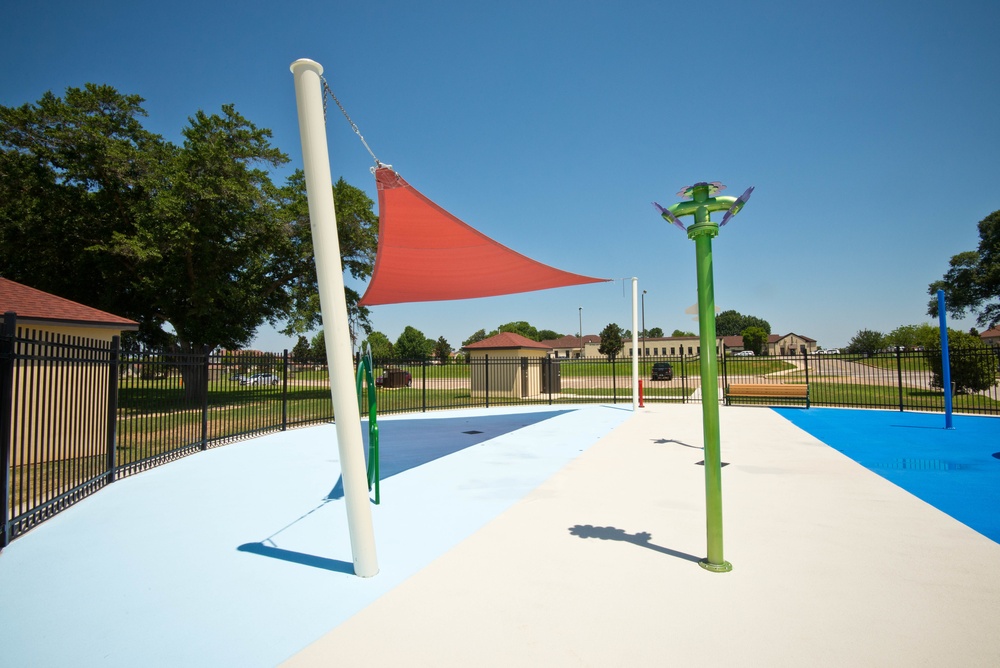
[659,179,753,573]
[690,222,731,572]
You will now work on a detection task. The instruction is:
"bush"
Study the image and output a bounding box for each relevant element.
[925,330,999,394]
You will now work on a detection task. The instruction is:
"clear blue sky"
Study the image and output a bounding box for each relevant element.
[4,0,998,350]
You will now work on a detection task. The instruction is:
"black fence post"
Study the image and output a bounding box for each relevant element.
[720,346,728,392]
[105,335,120,484]
[422,361,427,413]
[200,346,210,451]
[611,357,617,404]
[1,312,16,550]
[896,347,904,412]
[282,349,289,431]
[485,355,490,409]
[802,349,810,404]
[680,346,687,404]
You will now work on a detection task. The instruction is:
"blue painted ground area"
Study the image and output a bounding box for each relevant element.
[773,408,1000,543]
[328,410,572,498]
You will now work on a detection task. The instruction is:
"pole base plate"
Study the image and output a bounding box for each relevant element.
[699,558,733,573]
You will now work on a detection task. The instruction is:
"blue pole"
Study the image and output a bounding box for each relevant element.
[937,290,954,430]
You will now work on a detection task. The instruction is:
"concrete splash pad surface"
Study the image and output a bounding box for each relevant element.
[1,404,998,666]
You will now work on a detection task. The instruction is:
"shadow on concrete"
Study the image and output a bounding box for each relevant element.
[237,541,354,574]
[568,524,702,563]
[652,437,702,450]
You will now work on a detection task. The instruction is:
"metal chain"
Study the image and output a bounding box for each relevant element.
[320,76,383,168]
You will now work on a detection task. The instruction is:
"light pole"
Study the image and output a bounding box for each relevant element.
[656,180,754,574]
[578,307,583,358]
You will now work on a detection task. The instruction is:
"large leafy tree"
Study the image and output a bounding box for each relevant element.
[715,310,771,337]
[598,323,624,360]
[433,336,452,364]
[928,210,1000,329]
[925,329,998,394]
[0,84,378,397]
[364,331,394,359]
[846,329,886,355]
[498,321,540,341]
[394,326,431,360]
[740,326,768,355]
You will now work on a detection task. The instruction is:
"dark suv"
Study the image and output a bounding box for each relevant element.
[650,362,673,380]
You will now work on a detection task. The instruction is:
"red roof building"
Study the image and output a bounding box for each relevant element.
[0,277,138,336]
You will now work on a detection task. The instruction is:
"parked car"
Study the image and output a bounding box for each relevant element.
[240,373,280,386]
[733,350,755,356]
[374,368,413,388]
[650,362,673,380]
[815,348,840,355]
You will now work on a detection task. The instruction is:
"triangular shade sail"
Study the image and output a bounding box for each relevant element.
[358,168,608,306]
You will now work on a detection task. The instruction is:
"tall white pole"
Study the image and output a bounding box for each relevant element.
[290,59,378,577]
[631,278,639,410]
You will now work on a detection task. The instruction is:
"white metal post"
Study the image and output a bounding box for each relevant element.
[631,278,639,411]
[290,58,378,577]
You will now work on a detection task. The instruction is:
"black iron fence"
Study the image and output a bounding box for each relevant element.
[3,311,999,549]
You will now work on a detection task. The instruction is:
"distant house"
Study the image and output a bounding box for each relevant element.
[538,334,600,359]
[0,278,139,342]
[463,332,551,398]
[621,335,723,358]
[981,327,1000,348]
[767,333,817,356]
[618,332,818,357]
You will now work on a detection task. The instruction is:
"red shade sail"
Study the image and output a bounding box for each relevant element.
[358,168,608,306]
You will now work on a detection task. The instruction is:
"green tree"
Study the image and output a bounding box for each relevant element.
[0,84,379,400]
[395,326,431,360]
[433,336,452,364]
[648,327,664,338]
[925,330,998,394]
[887,324,939,351]
[310,330,327,364]
[598,323,624,360]
[291,335,311,362]
[364,331,394,360]
[672,329,696,337]
[928,210,1000,329]
[715,310,771,336]
[276,171,378,339]
[463,329,489,346]
[740,326,768,355]
[846,329,886,355]
[537,329,562,341]
[498,321,539,340]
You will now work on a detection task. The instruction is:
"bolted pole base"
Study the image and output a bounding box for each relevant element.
[699,558,733,573]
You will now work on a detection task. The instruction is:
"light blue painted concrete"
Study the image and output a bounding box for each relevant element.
[0,404,631,667]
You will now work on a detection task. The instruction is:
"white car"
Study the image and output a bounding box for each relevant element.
[733,350,755,356]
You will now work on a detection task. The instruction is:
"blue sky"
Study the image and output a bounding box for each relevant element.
[4,0,998,350]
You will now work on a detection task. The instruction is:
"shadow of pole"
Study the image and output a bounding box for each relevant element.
[568,524,702,563]
[237,542,355,574]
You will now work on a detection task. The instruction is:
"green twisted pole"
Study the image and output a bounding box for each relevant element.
[659,181,752,573]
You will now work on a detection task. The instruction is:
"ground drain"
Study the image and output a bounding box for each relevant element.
[463,430,483,435]
[873,458,959,471]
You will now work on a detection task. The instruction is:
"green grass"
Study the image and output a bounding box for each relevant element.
[809,382,1000,411]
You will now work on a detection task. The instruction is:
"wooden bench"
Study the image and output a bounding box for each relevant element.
[725,383,809,408]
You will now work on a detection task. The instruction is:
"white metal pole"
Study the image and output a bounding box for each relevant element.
[290,58,378,577]
[631,278,639,411]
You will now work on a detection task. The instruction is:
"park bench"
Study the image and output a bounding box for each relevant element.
[724,383,810,408]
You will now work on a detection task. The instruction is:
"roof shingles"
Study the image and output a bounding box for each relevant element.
[0,278,138,329]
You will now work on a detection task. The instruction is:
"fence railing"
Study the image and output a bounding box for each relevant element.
[3,312,999,550]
